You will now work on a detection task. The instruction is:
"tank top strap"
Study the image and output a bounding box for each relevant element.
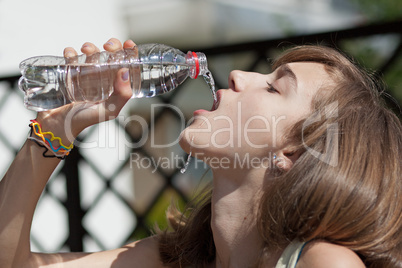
[275,240,308,268]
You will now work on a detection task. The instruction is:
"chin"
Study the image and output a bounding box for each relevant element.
[179,127,211,159]
[179,128,191,154]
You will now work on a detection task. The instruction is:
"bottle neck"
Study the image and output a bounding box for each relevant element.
[186,51,208,79]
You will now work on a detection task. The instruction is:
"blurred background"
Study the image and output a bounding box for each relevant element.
[0,0,401,253]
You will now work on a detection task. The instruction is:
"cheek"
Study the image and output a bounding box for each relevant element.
[179,104,293,158]
[239,107,295,153]
[179,112,239,158]
[241,117,272,149]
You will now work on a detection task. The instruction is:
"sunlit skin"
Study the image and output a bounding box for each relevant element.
[180,62,332,171]
[179,62,341,268]
[0,38,365,268]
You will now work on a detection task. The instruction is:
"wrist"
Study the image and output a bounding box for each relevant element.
[35,110,80,145]
[28,119,74,159]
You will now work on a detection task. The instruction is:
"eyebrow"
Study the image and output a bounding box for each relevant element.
[277,64,298,90]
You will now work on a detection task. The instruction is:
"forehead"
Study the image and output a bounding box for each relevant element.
[286,62,332,97]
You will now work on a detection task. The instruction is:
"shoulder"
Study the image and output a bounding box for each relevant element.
[106,236,168,268]
[296,241,365,268]
[29,236,167,268]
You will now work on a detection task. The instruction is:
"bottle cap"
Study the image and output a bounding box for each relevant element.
[186,51,208,79]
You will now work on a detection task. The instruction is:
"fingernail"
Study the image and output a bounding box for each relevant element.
[65,51,74,58]
[122,70,129,81]
[106,41,114,47]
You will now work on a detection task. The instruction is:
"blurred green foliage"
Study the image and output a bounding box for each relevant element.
[351,0,402,21]
[145,188,186,232]
[341,36,402,107]
[342,0,402,110]
[384,56,402,104]
[131,187,186,241]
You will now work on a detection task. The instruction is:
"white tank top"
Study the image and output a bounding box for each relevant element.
[275,241,307,268]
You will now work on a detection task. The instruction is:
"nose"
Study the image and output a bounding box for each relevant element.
[228,70,248,92]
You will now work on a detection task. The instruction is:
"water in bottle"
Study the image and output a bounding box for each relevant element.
[18,44,215,111]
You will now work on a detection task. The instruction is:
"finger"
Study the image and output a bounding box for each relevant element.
[81,42,101,64]
[64,47,77,58]
[103,68,132,118]
[81,42,100,55]
[123,40,136,49]
[64,47,78,64]
[123,39,138,62]
[103,38,123,52]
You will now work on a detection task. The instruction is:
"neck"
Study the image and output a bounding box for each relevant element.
[210,168,275,268]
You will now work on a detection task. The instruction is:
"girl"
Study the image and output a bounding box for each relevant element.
[0,38,400,268]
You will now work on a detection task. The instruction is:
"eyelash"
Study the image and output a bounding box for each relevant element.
[266,82,279,93]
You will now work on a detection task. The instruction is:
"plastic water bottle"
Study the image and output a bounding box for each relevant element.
[18,44,209,111]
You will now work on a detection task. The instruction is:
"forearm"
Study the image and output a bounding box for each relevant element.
[0,38,134,268]
[0,138,62,267]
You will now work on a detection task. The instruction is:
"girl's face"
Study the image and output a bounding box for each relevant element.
[180,62,332,168]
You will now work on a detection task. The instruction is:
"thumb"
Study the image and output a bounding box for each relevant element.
[113,68,133,100]
[104,68,133,116]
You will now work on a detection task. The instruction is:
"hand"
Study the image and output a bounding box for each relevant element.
[35,38,136,145]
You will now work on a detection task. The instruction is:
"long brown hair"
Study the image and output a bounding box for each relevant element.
[158,45,402,268]
[259,46,402,267]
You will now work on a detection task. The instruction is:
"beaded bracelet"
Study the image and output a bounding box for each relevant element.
[28,119,74,159]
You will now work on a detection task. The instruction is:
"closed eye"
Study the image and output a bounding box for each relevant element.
[266,82,279,93]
